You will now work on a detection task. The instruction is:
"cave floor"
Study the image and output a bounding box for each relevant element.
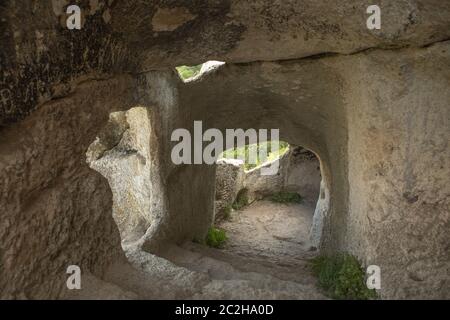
[68,200,325,299]
[219,200,317,265]
[155,200,325,299]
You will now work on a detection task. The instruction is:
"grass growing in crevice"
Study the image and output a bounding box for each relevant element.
[220,141,290,171]
[269,191,303,204]
[232,188,249,210]
[176,65,202,80]
[311,253,378,300]
[205,227,227,248]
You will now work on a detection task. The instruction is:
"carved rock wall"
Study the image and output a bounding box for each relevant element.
[0,1,449,299]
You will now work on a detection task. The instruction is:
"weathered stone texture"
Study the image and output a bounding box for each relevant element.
[340,43,450,299]
[214,158,244,221]
[0,0,449,299]
[2,1,450,126]
[88,107,160,245]
[0,76,137,298]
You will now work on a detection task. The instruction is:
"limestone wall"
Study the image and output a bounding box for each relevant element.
[0,76,136,298]
[214,159,245,221]
[87,107,161,246]
[2,1,450,127]
[340,43,450,299]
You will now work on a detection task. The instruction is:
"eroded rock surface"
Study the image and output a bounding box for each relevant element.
[87,107,162,245]
[0,76,136,298]
[214,158,244,221]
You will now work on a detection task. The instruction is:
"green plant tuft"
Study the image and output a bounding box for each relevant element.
[269,191,303,204]
[205,227,227,248]
[232,188,249,210]
[176,65,202,80]
[220,141,290,171]
[311,253,378,300]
